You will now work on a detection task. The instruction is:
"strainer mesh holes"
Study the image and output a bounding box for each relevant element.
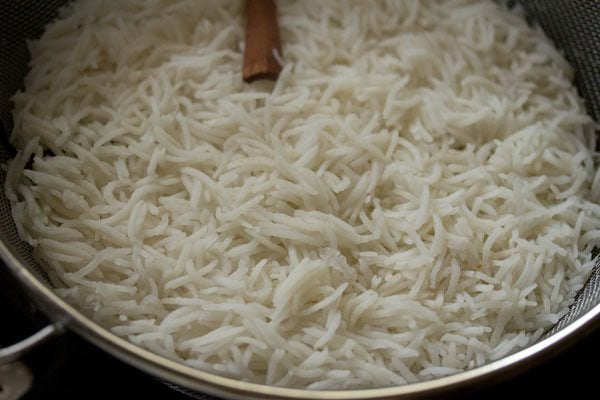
[0,0,71,285]
[0,0,70,140]
[506,0,600,335]
[0,0,598,380]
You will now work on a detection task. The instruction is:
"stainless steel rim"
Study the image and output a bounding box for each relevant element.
[1,236,598,400]
[0,324,64,364]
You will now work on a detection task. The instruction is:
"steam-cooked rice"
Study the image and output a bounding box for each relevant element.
[6,0,600,389]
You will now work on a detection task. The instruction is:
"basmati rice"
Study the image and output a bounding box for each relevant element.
[6,0,600,389]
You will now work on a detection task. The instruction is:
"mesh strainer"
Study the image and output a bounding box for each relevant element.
[0,1,599,399]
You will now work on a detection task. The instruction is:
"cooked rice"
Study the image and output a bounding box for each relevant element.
[5,0,600,389]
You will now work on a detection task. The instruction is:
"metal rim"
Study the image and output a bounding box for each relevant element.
[1,238,598,400]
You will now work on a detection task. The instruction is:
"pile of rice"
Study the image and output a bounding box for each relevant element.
[5,0,600,389]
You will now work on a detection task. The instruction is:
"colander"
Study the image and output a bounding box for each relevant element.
[0,1,599,399]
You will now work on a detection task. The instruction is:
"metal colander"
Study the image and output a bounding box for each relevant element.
[0,1,599,399]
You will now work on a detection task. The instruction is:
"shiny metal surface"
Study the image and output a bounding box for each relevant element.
[0,361,33,400]
[0,324,63,365]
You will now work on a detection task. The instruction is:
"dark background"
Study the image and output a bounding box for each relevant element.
[1,266,598,400]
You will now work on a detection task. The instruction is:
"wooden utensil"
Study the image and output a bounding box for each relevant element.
[242,0,283,83]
